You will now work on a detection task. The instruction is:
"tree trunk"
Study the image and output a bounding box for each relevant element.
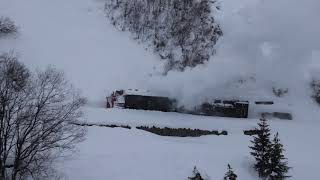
[0,163,5,180]
[11,167,18,180]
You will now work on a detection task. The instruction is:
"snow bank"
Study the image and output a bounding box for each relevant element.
[58,121,320,180]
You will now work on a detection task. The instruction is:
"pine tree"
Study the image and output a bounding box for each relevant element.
[269,133,291,180]
[188,166,204,180]
[311,79,320,104]
[249,116,273,178]
[224,164,237,180]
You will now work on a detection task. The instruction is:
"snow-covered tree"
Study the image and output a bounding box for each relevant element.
[224,164,237,180]
[0,53,86,180]
[188,166,204,180]
[268,133,291,180]
[311,79,320,105]
[0,16,17,34]
[249,116,272,178]
[105,0,222,73]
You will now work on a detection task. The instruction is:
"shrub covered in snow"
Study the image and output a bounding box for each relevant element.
[224,164,237,180]
[272,87,289,97]
[311,79,320,105]
[0,16,17,34]
[105,0,222,73]
[188,166,204,180]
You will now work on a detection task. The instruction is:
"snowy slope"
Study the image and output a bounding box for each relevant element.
[64,105,318,180]
[58,119,319,180]
[1,0,320,179]
[1,0,320,111]
[0,0,159,101]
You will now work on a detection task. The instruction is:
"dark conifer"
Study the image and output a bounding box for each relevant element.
[188,166,204,180]
[224,164,237,180]
[269,133,291,180]
[249,116,272,178]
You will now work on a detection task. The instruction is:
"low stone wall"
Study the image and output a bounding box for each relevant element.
[136,126,228,137]
[72,122,131,129]
[73,123,229,137]
[243,129,261,136]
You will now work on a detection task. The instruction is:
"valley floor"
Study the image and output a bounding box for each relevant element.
[58,107,320,180]
[1,0,319,179]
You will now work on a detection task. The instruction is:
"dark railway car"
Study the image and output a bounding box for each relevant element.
[124,95,176,112]
[192,100,249,118]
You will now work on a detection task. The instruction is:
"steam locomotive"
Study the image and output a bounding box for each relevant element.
[106,89,249,118]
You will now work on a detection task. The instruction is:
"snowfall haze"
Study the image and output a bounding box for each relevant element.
[0,0,320,179]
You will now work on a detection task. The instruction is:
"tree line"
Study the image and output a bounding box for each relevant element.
[105,0,223,73]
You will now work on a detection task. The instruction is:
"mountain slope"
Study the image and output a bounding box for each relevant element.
[1,0,320,179]
[0,0,159,101]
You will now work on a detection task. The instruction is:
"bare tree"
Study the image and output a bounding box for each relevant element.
[0,17,17,34]
[105,0,222,73]
[0,52,86,180]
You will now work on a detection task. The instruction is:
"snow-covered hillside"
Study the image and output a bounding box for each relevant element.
[0,0,159,101]
[1,0,320,179]
[1,0,320,107]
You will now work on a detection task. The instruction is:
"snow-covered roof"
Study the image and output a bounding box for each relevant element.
[124,89,158,96]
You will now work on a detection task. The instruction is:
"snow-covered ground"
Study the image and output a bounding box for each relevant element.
[1,0,320,179]
[56,105,318,180]
[58,109,319,180]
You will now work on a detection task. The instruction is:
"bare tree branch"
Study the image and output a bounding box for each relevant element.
[0,53,86,180]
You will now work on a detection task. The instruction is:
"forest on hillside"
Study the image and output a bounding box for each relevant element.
[105,0,223,73]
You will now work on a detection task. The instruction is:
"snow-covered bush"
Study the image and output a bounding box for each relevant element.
[105,0,222,73]
[0,16,17,34]
[311,79,320,105]
[224,164,237,180]
[272,87,288,97]
[188,166,204,180]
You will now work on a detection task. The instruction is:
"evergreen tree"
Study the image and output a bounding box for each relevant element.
[224,164,237,180]
[249,116,272,178]
[311,79,320,105]
[188,166,204,180]
[269,133,291,180]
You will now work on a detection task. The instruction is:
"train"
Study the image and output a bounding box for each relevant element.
[106,89,249,118]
